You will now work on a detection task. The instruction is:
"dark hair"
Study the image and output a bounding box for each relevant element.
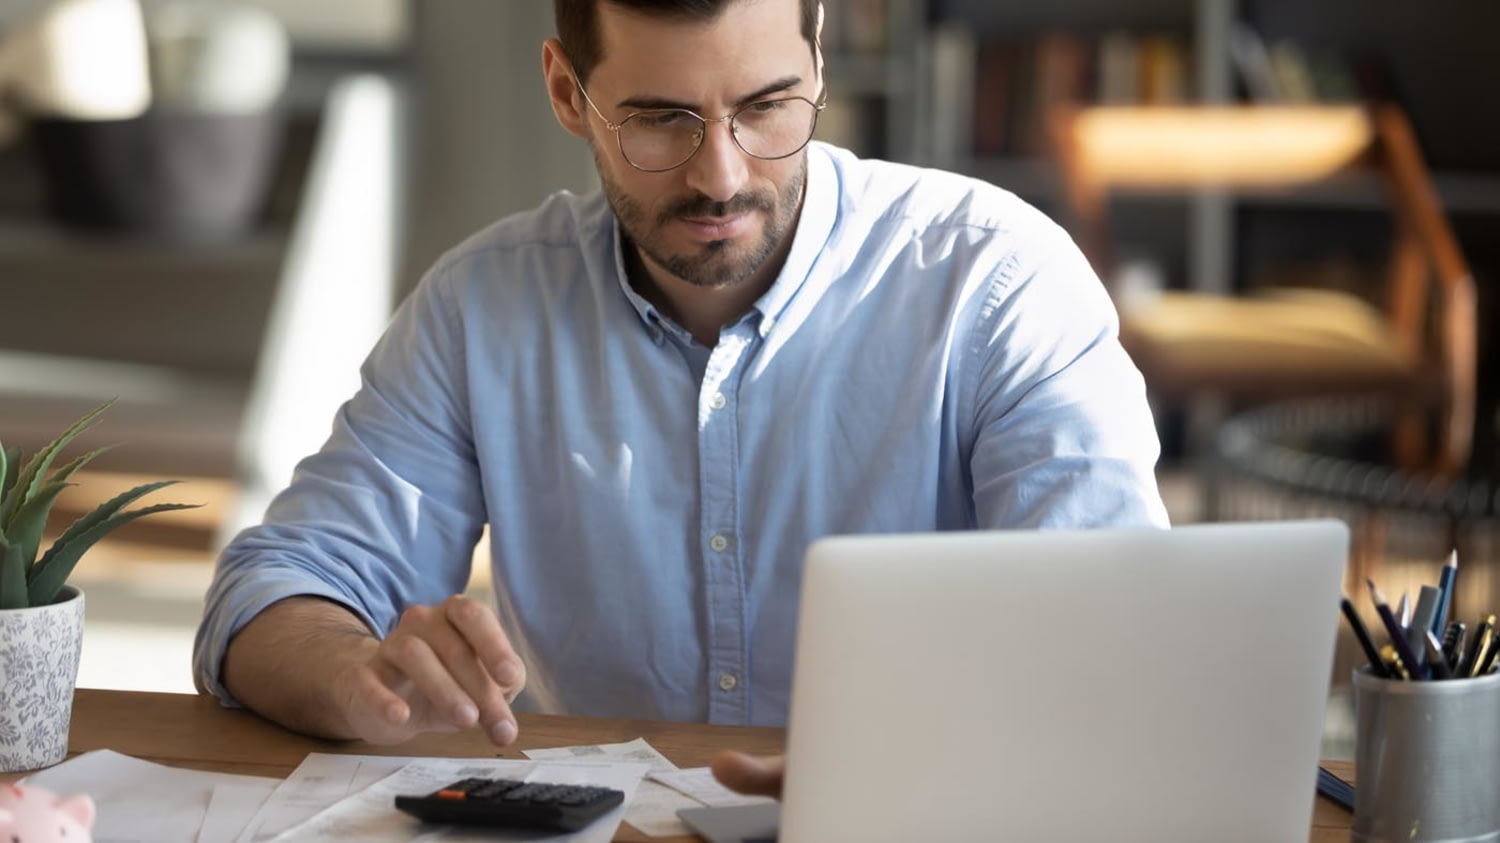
[555,0,819,85]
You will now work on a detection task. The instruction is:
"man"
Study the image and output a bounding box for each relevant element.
[194,0,1168,766]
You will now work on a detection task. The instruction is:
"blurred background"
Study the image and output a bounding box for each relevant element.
[1,0,1497,759]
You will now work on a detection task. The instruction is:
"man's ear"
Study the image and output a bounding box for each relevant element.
[541,38,589,139]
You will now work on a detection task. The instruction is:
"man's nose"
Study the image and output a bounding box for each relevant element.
[683,118,750,204]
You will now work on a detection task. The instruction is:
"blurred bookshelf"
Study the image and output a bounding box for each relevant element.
[812,0,1500,467]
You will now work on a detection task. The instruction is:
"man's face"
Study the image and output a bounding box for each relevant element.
[581,0,817,290]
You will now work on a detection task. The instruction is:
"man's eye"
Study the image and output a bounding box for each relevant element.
[745,100,786,115]
[636,111,694,129]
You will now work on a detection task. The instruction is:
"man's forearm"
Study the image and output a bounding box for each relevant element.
[221,596,382,740]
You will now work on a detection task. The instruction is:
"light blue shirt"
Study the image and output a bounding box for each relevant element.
[195,143,1168,727]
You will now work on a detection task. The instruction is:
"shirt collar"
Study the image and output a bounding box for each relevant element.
[609,141,838,342]
[748,141,837,333]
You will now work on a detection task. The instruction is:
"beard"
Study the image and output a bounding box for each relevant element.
[595,145,807,290]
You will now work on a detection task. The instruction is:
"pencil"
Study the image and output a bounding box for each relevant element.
[1368,579,1424,681]
[1341,597,1390,678]
[1432,550,1459,636]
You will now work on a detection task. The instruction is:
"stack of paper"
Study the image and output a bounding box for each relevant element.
[23,738,771,841]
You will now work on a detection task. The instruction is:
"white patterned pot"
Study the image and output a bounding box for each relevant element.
[0,586,85,772]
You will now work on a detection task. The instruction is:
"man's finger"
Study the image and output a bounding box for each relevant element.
[709,751,785,799]
[443,596,526,693]
[381,632,481,728]
[337,665,417,744]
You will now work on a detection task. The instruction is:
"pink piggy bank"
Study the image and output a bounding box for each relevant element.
[0,783,95,842]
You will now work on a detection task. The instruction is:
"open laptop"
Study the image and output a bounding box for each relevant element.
[681,519,1347,842]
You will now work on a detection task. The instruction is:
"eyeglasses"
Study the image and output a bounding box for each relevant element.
[573,72,826,172]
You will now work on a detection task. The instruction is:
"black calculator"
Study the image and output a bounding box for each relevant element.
[394,777,626,832]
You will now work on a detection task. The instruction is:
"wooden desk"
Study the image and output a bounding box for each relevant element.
[10,689,1355,841]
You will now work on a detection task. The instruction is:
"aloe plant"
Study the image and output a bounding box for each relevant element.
[0,399,200,610]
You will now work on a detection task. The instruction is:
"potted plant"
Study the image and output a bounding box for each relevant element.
[0,399,197,772]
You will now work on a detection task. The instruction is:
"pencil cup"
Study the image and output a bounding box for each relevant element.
[1352,668,1500,842]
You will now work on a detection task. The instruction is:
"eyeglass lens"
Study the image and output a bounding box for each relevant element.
[618,98,820,171]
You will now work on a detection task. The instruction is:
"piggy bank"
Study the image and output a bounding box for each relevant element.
[0,783,95,842]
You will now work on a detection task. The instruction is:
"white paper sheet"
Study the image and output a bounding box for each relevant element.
[200,783,278,843]
[268,757,649,843]
[523,738,696,837]
[233,753,413,842]
[649,767,776,808]
[22,749,279,843]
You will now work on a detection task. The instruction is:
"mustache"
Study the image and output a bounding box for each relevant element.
[658,191,774,226]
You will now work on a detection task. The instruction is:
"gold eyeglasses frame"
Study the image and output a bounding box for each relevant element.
[570,69,828,173]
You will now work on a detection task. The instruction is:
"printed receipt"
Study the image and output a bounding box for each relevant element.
[267,756,648,842]
[524,738,696,837]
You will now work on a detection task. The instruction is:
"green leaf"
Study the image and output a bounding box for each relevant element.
[46,444,115,487]
[27,501,201,606]
[41,480,180,565]
[0,444,19,511]
[1,399,116,531]
[0,533,26,610]
[6,479,72,575]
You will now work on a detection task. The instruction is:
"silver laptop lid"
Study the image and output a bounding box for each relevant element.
[780,520,1347,843]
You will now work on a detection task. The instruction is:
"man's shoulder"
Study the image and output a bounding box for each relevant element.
[436,190,612,279]
[818,144,1052,237]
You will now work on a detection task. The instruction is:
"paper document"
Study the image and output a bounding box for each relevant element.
[201,784,276,843]
[22,749,278,843]
[650,767,776,808]
[269,757,649,842]
[524,738,696,837]
[234,753,413,842]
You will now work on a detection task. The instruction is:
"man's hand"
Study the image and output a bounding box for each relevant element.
[222,595,526,747]
[709,751,785,799]
[332,595,528,746]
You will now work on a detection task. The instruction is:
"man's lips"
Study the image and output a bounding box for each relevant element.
[676,212,753,241]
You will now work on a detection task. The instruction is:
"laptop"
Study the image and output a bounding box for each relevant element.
[682,519,1347,842]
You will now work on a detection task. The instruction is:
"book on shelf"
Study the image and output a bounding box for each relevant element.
[1229,23,1370,105]
[821,0,889,55]
[938,29,1191,160]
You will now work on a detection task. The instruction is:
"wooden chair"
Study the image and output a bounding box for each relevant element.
[1050,104,1477,477]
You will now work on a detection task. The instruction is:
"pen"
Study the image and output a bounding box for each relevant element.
[1423,630,1452,680]
[1432,550,1458,636]
[1368,579,1424,680]
[1380,643,1412,681]
[1341,597,1390,678]
[1441,621,1467,673]
[1396,591,1411,629]
[1408,585,1441,667]
[1479,633,1500,676]
[1458,614,1494,678]
[1468,615,1497,678]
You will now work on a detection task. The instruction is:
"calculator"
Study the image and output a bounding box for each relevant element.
[394,776,626,832]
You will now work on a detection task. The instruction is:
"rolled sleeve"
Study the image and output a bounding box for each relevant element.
[193,264,488,704]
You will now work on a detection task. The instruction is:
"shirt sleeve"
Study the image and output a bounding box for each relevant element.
[193,261,487,705]
[963,216,1171,530]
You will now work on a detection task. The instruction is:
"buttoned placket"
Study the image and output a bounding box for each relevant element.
[697,320,758,723]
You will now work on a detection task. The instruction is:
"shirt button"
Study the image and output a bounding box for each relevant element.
[718,673,738,692]
[709,392,727,410]
[709,534,730,553]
